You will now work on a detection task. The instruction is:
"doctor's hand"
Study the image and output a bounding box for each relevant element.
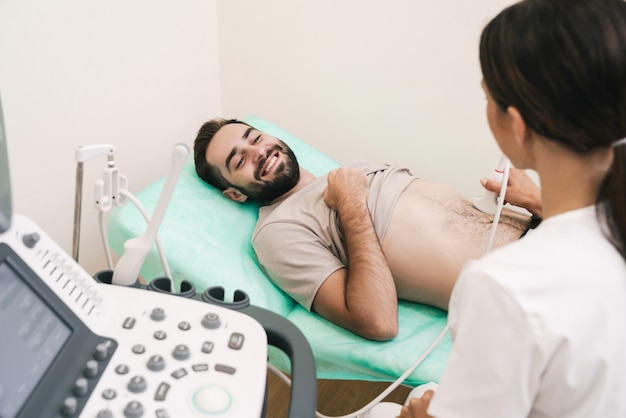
[397,390,435,418]
[480,167,543,218]
[323,167,369,212]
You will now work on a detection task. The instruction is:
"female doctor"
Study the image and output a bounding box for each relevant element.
[399,0,626,416]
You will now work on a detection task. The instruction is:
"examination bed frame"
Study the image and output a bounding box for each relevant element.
[107,115,451,387]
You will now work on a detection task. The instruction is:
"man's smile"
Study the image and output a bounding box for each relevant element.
[258,150,280,179]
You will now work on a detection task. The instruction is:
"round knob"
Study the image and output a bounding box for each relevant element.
[60,397,78,416]
[128,376,147,394]
[147,355,166,372]
[22,232,40,248]
[96,409,113,418]
[83,359,99,378]
[201,313,220,329]
[72,377,89,397]
[94,341,111,361]
[150,307,166,321]
[102,388,117,400]
[172,345,190,361]
[123,400,144,418]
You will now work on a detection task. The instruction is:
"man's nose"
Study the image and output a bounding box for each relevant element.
[248,145,266,161]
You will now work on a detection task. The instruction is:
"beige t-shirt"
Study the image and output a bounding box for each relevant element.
[252,162,415,310]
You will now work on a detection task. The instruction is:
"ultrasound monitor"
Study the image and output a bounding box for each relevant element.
[0,94,111,418]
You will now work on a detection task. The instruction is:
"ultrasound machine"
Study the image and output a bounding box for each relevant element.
[0,96,317,418]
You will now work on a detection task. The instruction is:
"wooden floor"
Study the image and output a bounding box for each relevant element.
[265,371,412,417]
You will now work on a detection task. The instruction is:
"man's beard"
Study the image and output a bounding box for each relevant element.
[238,142,300,204]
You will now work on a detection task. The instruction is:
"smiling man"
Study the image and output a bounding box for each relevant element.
[193,118,538,340]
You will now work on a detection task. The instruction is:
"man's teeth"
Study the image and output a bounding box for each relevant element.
[264,155,277,175]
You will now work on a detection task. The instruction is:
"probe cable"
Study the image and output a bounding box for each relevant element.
[267,319,449,418]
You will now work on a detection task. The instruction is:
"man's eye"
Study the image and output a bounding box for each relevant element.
[253,134,261,144]
[236,156,244,169]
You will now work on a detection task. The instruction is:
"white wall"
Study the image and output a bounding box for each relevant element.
[1,0,522,276]
[0,0,221,274]
[217,0,516,197]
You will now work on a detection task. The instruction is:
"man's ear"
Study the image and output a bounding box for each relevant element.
[507,106,530,147]
[223,187,248,203]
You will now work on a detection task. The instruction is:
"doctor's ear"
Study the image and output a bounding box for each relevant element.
[223,187,248,203]
[507,106,530,147]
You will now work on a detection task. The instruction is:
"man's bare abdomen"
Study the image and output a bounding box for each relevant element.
[381,179,528,310]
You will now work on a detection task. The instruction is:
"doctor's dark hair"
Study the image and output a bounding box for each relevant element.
[480,0,626,258]
[193,118,251,190]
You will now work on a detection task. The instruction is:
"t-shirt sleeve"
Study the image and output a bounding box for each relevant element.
[252,220,345,310]
[427,261,542,417]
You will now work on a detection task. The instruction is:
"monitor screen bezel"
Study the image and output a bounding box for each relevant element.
[0,95,12,234]
[0,243,102,418]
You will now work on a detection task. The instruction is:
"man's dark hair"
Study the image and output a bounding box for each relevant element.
[193,118,251,190]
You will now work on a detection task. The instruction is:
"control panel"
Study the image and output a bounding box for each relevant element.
[0,215,269,418]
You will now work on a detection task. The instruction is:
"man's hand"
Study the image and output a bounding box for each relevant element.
[397,390,435,418]
[480,167,543,217]
[324,167,369,212]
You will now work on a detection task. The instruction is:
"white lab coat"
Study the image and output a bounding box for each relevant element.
[429,206,626,418]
